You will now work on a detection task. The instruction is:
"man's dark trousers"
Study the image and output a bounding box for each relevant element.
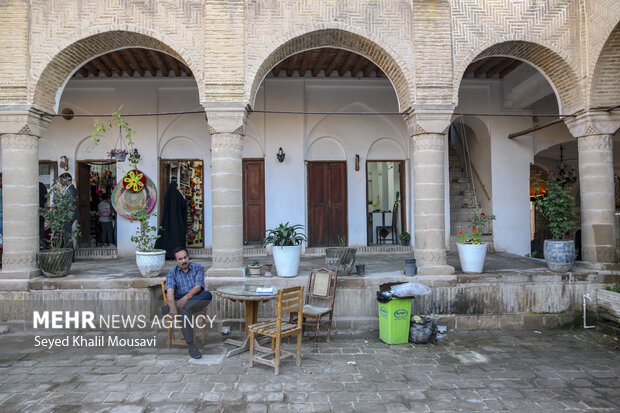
[178,290,212,344]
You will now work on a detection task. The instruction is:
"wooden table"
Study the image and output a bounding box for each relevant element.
[215,284,279,358]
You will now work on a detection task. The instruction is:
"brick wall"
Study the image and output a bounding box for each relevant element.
[0,1,616,115]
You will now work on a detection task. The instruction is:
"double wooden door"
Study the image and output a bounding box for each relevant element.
[307,161,347,247]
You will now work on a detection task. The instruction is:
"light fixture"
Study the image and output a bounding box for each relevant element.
[59,156,69,171]
[276,147,285,163]
[550,144,577,185]
[355,154,360,171]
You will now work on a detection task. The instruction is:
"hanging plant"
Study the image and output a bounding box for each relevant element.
[90,106,140,168]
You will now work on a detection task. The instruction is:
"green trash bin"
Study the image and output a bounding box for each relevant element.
[378,297,412,344]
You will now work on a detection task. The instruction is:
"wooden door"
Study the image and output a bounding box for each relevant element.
[242,159,265,244]
[307,161,347,247]
[76,161,91,245]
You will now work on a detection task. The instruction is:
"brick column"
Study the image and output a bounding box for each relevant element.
[0,108,50,278]
[565,113,619,265]
[404,109,455,278]
[204,104,248,277]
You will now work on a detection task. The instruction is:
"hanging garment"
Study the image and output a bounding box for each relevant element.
[155,181,187,259]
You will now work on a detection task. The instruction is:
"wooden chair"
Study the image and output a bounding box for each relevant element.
[290,268,338,346]
[376,203,399,244]
[248,286,304,375]
[160,281,207,348]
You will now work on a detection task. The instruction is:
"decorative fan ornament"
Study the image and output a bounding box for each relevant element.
[123,169,146,192]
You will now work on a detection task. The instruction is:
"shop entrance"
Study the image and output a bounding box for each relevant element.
[76,160,117,247]
[366,161,405,245]
[159,159,204,248]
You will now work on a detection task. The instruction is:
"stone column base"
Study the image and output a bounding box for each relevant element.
[416,265,455,276]
[0,268,41,279]
[207,267,245,277]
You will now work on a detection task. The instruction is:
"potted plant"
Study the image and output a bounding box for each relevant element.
[325,235,357,275]
[130,206,165,277]
[260,222,307,277]
[248,260,262,276]
[457,226,487,273]
[472,209,496,235]
[399,232,411,246]
[531,177,577,272]
[38,179,81,277]
[598,283,620,324]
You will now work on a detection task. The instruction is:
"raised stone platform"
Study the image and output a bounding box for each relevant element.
[1,252,618,332]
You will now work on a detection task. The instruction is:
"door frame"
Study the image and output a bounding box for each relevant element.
[306,160,348,247]
[365,160,407,245]
[159,158,205,247]
[76,159,116,246]
[242,158,266,245]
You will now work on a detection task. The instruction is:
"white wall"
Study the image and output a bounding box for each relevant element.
[43,77,208,256]
[249,77,408,247]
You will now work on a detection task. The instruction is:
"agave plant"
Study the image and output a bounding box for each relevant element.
[260,222,307,247]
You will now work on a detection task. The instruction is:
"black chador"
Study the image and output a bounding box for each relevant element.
[155,182,187,259]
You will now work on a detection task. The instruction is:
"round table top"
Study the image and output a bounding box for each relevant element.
[215,284,279,301]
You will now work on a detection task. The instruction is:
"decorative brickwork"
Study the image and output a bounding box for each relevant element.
[29,0,203,112]
[589,24,620,108]
[247,27,413,112]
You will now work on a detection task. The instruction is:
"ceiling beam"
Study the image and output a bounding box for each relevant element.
[474,58,499,78]
[100,54,122,77]
[312,49,330,77]
[109,51,133,76]
[149,51,168,77]
[463,58,488,77]
[363,62,376,77]
[325,49,344,77]
[77,66,89,77]
[486,58,514,78]
[121,49,144,77]
[164,54,181,77]
[298,51,313,77]
[286,53,300,77]
[339,52,358,77]
[351,55,367,77]
[136,48,157,76]
[91,59,112,77]
[84,62,99,77]
[499,61,522,78]
[272,59,286,77]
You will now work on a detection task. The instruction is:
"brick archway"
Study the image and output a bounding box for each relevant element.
[589,22,620,109]
[455,41,583,115]
[33,30,201,114]
[248,29,412,112]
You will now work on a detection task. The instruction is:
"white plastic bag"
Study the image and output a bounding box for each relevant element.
[390,282,431,297]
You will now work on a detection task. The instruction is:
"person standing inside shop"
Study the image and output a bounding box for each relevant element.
[98,193,115,247]
[155,181,187,259]
[59,173,79,250]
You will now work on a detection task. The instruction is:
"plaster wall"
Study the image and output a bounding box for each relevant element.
[35,77,209,256]
[249,77,408,247]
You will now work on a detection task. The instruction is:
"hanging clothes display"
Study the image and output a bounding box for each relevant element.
[155,181,187,259]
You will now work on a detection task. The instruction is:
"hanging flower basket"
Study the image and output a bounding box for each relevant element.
[109,149,128,162]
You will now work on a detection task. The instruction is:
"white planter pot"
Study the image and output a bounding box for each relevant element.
[136,250,166,278]
[272,245,302,277]
[543,240,574,272]
[457,243,488,273]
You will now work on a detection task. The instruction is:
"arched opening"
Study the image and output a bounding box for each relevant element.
[250,42,408,248]
[39,33,207,255]
[455,49,577,258]
[590,22,620,109]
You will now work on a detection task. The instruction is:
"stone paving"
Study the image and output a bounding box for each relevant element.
[0,328,618,412]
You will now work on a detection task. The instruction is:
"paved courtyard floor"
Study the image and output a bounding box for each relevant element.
[0,328,618,412]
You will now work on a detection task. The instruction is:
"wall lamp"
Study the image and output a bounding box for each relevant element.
[276,147,286,163]
[355,154,360,171]
[59,156,69,171]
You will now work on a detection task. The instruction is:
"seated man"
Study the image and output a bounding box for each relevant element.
[161,247,212,359]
